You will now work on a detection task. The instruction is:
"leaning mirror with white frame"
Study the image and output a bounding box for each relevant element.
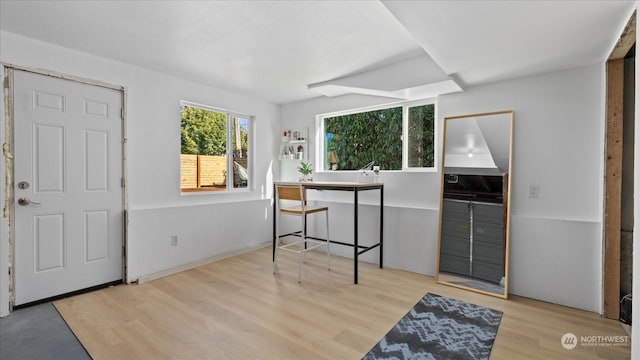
[435,110,513,299]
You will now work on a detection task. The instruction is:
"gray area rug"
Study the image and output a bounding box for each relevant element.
[0,302,90,360]
[363,293,502,360]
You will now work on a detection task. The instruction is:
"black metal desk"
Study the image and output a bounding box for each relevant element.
[273,181,384,284]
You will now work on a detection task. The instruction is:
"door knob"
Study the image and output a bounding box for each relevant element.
[17,197,41,206]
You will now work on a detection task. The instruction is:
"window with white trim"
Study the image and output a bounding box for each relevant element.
[180,101,251,192]
[320,101,436,171]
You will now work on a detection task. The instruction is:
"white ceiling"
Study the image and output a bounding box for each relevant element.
[0,0,635,105]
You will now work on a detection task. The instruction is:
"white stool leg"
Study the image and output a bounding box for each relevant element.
[298,213,306,283]
[273,211,281,274]
[326,210,330,271]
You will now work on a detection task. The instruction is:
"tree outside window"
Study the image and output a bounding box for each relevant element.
[180,103,250,192]
[407,104,435,168]
[324,107,402,171]
[322,103,435,171]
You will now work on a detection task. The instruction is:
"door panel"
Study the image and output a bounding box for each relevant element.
[84,210,109,262]
[84,130,109,191]
[33,91,65,112]
[34,213,65,273]
[13,70,123,305]
[34,124,65,193]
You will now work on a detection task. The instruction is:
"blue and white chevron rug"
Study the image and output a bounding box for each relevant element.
[363,293,502,360]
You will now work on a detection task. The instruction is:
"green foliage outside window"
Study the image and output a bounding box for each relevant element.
[323,104,435,171]
[325,107,403,170]
[181,106,227,155]
[407,104,435,168]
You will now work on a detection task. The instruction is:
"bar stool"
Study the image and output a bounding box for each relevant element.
[273,184,330,283]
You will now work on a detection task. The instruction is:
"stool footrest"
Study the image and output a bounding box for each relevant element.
[278,239,327,254]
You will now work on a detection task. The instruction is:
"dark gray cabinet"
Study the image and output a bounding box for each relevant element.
[440,199,505,284]
[440,199,471,276]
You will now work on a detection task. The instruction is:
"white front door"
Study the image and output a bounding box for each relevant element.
[12,69,123,306]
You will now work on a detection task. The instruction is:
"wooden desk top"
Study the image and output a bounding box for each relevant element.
[274,181,383,190]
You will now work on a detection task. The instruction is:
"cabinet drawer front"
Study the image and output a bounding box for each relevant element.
[440,234,470,257]
[442,199,470,220]
[440,254,470,277]
[472,261,503,284]
[473,202,503,224]
[474,221,504,245]
[442,218,470,239]
[473,241,504,265]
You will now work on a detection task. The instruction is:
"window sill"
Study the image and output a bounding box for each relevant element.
[181,187,250,195]
[315,168,437,174]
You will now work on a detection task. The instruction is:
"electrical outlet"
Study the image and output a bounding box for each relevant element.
[528,184,540,199]
[170,235,178,246]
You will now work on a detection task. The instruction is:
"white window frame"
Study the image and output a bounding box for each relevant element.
[315,99,438,173]
[180,100,254,194]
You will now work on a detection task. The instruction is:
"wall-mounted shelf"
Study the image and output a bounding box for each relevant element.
[279,128,307,160]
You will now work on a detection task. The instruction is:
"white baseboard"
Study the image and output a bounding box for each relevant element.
[136,242,271,284]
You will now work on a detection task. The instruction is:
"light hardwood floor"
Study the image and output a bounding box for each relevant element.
[55,247,630,359]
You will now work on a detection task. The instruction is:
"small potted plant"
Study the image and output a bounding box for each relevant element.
[298,161,313,182]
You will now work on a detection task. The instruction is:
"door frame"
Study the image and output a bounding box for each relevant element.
[1,64,128,313]
[603,11,636,319]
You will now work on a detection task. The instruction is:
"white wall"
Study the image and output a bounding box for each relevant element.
[441,67,604,312]
[281,64,605,312]
[0,31,280,315]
